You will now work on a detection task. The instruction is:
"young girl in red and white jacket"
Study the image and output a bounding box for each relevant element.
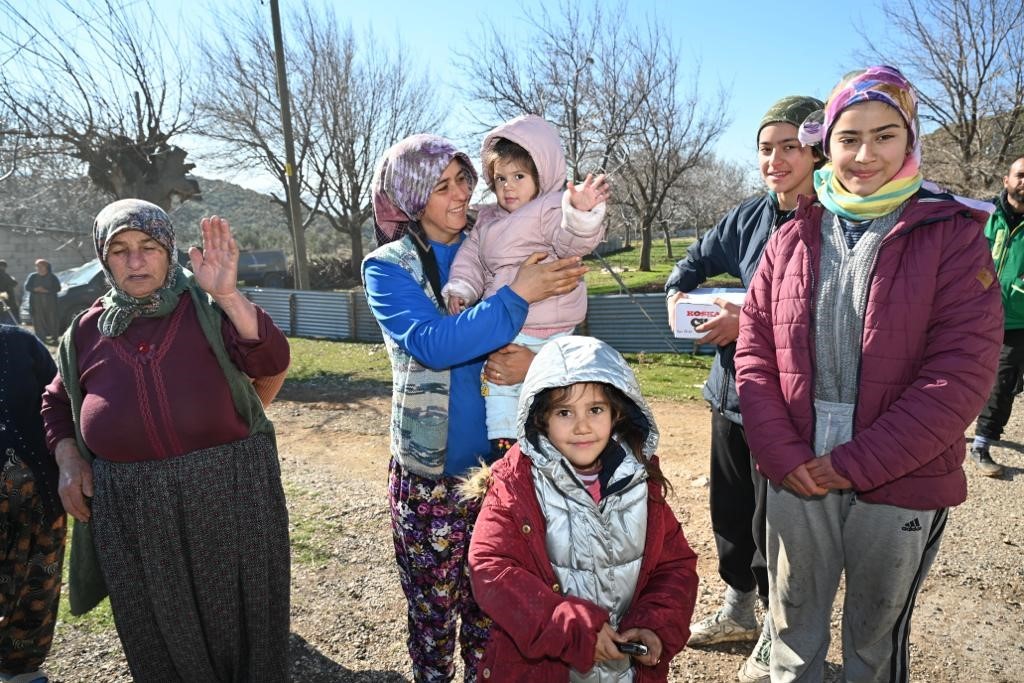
[466,335,698,682]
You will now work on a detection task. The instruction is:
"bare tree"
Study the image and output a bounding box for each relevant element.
[458,2,647,180]
[669,156,760,243]
[300,10,443,267]
[457,1,729,271]
[194,5,320,243]
[0,0,199,210]
[859,0,1024,195]
[196,3,442,267]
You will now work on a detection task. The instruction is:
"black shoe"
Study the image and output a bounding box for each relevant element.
[970,446,1004,477]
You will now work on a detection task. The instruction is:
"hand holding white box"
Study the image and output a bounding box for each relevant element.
[672,288,746,340]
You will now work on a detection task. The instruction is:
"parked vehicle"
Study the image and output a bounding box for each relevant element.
[21,249,192,333]
[237,250,288,288]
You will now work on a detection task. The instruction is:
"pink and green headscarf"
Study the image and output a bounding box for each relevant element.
[798,65,923,220]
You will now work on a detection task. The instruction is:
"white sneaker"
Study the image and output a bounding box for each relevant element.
[688,609,759,647]
[737,628,771,683]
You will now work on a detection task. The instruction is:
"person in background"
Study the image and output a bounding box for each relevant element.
[467,335,698,682]
[969,155,1024,477]
[0,324,65,683]
[664,94,823,682]
[363,134,587,682]
[735,65,1001,681]
[0,261,19,323]
[443,114,609,459]
[41,199,291,682]
[24,260,59,344]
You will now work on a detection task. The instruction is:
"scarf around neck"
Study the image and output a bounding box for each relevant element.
[98,263,188,337]
[813,157,922,221]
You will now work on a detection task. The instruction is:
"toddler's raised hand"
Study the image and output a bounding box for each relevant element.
[568,173,611,211]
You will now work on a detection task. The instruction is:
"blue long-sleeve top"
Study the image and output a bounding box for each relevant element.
[363,236,529,476]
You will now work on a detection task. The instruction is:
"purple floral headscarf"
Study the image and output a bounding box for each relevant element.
[371,134,478,247]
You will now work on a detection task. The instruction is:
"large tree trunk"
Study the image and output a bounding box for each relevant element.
[348,223,364,268]
[88,139,200,211]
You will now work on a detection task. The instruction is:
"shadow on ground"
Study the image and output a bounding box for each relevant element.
[290,633,406,682]
[701,642,844,681]
[278,375,390,404]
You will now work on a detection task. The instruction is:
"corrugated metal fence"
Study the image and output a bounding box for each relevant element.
[241,287,717,355]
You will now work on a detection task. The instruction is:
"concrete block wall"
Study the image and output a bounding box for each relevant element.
[0,228,93,304]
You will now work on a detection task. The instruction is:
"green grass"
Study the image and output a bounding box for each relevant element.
[283,482,344,566]
[57,520,116,632]
[623,352,713,402]
[584,238,690,295]
[286,338,392,386]
[584,237,741,294]
[284,338,712,403]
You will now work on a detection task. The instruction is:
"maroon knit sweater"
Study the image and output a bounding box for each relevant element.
[41,296,289,462]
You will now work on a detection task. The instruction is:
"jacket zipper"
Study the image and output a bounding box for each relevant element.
[848,212,957,430]
[805,233,818,449]
[995,221,1021,277]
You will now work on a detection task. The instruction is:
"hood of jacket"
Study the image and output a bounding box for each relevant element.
[516,335,658,469]
[482,114,567,197]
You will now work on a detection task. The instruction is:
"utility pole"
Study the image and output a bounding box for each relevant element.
[269,0,309,290]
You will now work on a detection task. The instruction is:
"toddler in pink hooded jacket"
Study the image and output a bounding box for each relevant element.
[443,114,609,456]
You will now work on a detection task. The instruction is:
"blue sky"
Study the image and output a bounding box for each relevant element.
[28,0,895,189]
[332,0,891,175]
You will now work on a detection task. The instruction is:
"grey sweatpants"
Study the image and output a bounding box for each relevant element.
[766,400,947,682]
[766,488,946,682]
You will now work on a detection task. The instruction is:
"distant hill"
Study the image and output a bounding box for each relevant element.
[171,178,360,258]
[0,175,365,261]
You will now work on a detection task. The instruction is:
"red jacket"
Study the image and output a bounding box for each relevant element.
[735,193,1002,509]
[468,446,698,682]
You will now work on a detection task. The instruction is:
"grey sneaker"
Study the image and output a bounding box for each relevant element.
[737,628,771,683]
[970,446,1004,477]
[688,609,758,647]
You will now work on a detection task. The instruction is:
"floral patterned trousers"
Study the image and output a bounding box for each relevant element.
[0,454,66,676]
[388,458,491,683]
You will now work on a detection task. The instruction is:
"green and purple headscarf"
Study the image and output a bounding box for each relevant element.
[93,198,189,337]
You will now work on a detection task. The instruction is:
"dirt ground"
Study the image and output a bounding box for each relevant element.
[46,377,1024,682]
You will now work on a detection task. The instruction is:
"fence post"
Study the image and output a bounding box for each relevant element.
[347,291,359,342]
[288,293,298,336]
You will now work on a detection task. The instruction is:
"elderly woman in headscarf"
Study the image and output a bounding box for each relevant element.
[40,199,291,682]
[24,259,60,344]
[0,324,65,683]
[362,134,587,682]
[734,65,1001,681]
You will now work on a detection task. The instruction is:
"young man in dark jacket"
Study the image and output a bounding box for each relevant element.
[664,95,822,683]
[970,156,1024,477]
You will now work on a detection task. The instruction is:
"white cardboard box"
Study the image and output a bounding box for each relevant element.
[672,288,746,339]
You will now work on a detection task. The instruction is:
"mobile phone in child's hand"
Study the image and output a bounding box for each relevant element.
[616,641,649,657]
